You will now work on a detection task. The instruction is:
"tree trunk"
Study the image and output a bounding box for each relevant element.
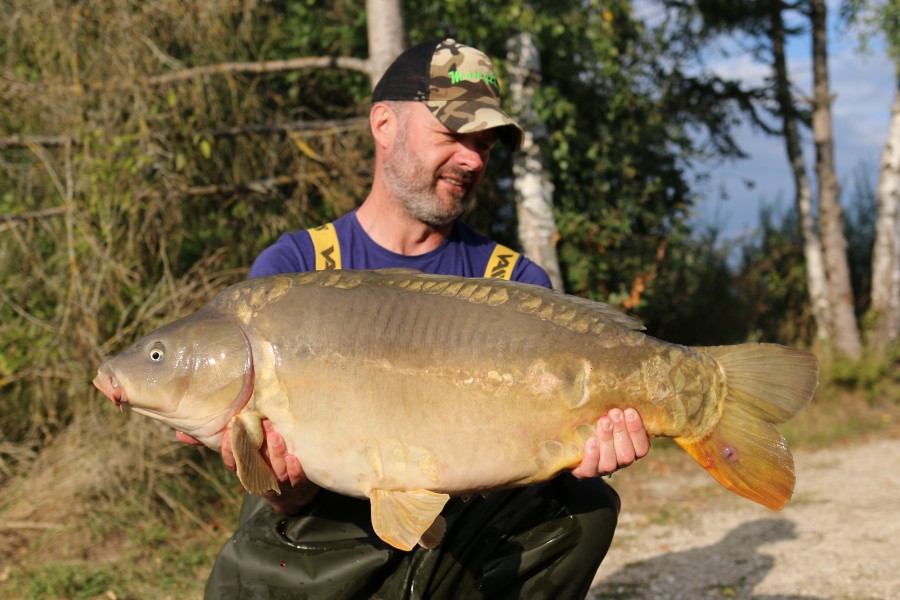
[505,31,565,291]
[770,4,832,345]
[810,0,862,359]
[365,0,407,87]
[869,71,900,354]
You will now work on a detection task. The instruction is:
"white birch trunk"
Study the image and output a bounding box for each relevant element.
[869,75,900,353]
[505,32,564,291]
[366,0,406,87]
[794,130,833,345]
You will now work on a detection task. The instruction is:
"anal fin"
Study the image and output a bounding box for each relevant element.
[370,489,450,551]
[418,515,446,549]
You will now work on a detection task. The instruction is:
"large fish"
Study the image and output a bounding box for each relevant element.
[93,269,818,550]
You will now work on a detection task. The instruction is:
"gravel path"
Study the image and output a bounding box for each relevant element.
[589,436,900,600]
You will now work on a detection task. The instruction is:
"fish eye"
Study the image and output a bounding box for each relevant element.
[149,342,165,362]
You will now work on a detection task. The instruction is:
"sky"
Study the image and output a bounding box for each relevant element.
[688,8,895,240]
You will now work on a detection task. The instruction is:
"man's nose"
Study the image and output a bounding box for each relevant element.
[454,141,488,172]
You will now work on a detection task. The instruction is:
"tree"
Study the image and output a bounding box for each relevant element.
[769,1,834,345]
[506,31,564,290]
[0,0,765,447]
[844,0,900,354]
[683,0,872,355]
[810,0,864,358]
[870,69,900,353]
[366,0,407,85]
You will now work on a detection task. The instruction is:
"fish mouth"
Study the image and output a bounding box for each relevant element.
[92,368,128,410]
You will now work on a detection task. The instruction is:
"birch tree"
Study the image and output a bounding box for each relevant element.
[366,0,407,86]
[845,0,900,354]
[505,31,564,291]
[811,0,863,358]
[687,0,836,346]
[870,77,900,353]
[770,2,834,345]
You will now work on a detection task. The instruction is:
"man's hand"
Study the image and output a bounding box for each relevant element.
[571,408,650,479]
[176,421,319,515]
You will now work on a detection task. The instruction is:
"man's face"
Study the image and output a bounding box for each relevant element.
[383,103,497,228]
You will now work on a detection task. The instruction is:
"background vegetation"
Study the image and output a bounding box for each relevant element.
[1,0,898,597]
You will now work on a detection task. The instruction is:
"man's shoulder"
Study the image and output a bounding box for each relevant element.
[249,229,315,278]
[510,255,552,288]
[453,222,552,288]
[250,213,359,278]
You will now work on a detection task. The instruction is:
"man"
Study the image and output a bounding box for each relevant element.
[186,39,650,599]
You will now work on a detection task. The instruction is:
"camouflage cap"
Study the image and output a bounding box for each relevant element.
[371,39,524,151]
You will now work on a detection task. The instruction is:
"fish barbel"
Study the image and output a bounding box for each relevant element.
[92,269,818,550]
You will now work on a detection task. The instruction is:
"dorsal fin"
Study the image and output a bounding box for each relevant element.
[369,270,645,333]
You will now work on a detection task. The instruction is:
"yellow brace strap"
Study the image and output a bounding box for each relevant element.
[485,244,520,280]
[308,223,342,270]
[310,222,518,280]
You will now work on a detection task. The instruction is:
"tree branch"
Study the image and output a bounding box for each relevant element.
[3,54,373,97]
[0,135,79,149]
[147,56,372,86]
[1,206,67,223]
[1,118,368,150]
[183,175,299,197]
[198,117,368,140]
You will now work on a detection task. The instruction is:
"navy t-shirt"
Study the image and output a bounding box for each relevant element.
[249,210,552,288]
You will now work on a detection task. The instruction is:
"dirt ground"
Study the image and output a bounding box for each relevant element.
[588,435,900,600]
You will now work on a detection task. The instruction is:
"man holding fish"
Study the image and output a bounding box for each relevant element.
[192,39,651,598]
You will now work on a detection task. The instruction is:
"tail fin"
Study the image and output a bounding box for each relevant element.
[675,343,818,510]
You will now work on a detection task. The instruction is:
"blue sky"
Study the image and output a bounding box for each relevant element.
[689,8,895,240]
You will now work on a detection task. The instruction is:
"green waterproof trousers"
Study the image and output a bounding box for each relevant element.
[204,474,619,600]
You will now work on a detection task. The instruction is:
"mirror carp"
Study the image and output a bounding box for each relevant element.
[93,269,818,551]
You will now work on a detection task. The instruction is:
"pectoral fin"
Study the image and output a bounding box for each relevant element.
[231,413,280,496]
[370,489,450,551]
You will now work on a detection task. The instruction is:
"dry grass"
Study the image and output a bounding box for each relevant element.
[0,402,242,599]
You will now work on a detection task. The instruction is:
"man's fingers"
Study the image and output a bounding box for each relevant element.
[610,408,637,466]
[571,408,650,480]
[595,415,619,475]
[624,407,651,459]
[220,426,236,472]
[263,420,290,483]
[572,436,599,478]
[573,416,618,478]
[284,454,305,487]
[175,431,203,446]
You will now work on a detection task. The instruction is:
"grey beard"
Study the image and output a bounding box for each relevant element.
[383,157,471,229]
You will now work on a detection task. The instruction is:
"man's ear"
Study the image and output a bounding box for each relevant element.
[370,102,398,150]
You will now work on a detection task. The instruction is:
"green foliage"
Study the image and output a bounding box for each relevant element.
[406,0,754,303]
[636,227,750,345]
[734,204,815,345]
[828,341,900,404]
[0,0,374,453]
[845,163,878,317]
[1,0,757,457]
[841,0,900,65]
